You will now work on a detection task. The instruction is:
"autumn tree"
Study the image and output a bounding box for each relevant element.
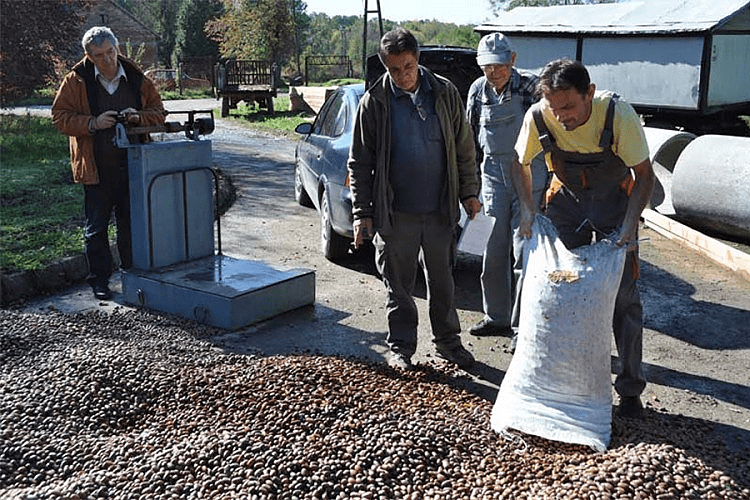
[0,0,91,105]
[206,0,296,65]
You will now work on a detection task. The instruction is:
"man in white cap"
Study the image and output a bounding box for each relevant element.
[466,33,548,344]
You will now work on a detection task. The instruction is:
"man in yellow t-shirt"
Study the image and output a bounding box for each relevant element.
[512,59,655,419]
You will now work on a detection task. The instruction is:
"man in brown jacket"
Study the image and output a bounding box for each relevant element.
[52,26,164,300]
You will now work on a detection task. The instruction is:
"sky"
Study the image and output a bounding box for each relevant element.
[303,0,497,26]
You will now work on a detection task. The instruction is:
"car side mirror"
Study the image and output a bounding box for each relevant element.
[295,122,313,135]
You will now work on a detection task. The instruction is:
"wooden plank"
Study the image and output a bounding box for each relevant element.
[642,208,750,282]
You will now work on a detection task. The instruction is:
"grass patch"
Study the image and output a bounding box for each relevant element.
[226,96,312,138]
[320,78,363,87]
[0,114,87,272]
[159,88,215,101]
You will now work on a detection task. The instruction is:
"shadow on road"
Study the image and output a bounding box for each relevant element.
[639,260,750,350]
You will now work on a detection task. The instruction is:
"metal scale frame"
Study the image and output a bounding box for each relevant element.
[118,111,315,330]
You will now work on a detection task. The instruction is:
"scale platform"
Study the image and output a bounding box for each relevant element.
[122,255,315,330]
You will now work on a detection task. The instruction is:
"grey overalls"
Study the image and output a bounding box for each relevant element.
[476,82,546,327]
[532,96,646,398]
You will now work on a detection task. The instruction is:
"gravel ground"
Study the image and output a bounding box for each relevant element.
[1,308,748,499]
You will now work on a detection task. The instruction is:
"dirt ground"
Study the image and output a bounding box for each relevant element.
[19,107,750,461]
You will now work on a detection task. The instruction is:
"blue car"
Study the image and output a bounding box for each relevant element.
[294,83,365,260]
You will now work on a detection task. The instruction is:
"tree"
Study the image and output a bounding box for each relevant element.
[172,0,223,64]
[0,0,91,105]
[206,0,296,65]
[122,0,180,66]
[289,0,309,76]
[401,20,481,48]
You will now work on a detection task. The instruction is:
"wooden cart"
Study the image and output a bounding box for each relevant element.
[214,59,278,117]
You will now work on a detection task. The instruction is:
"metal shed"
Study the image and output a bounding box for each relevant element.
[476,0,750,134]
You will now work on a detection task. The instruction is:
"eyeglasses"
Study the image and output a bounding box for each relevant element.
[482,63,512,75]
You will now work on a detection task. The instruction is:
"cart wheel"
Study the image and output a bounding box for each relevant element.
[221,97,229,117]
[266,97,274,115]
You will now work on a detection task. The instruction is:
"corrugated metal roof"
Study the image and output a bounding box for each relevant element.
[476,0,750,35]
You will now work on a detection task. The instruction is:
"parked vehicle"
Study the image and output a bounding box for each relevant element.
[366,45,482,102]
[214,59,278,117]
[294,83,365,260]
[294,47,483,261]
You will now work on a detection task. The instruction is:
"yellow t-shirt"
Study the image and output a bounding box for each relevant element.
[515,90,649,169]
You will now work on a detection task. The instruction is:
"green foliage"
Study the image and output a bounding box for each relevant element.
[321,78,363,87]
[122,39,148,69]
[172,0,223,64]
[0,115,85,271]
[402,20,481,48]
[160,88,215,100]
[122,0,181,66]
[295,14,478,81]
[206,0,296,63]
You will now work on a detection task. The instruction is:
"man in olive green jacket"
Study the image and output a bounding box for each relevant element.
[347,28,480,371]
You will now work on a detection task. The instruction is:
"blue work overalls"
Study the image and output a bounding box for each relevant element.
[476,85,547,327]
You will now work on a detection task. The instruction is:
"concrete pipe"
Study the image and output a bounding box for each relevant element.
[643,127,696,215]
[672,134,750,242]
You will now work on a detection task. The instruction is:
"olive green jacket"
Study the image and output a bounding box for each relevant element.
[347,66,477,236]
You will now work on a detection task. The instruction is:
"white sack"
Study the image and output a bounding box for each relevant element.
[491,215,627,452]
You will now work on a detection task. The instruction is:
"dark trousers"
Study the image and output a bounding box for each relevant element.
[373,212,462,357]
[83,167,131,288]
[545,187,646,398]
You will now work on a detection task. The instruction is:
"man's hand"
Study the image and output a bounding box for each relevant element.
[517,208,535,239]
[353,218,373,249]
[511,157,537,238]
[91,110,119,130]
[120,107,141,124]
[462,196,482,220]
[616,223,639,251]
[91,109,141,131]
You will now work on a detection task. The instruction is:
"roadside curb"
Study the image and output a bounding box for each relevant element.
[1,254,88,306]
[0,244,120,306]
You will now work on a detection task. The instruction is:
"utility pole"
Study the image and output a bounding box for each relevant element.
[362,0,384,77]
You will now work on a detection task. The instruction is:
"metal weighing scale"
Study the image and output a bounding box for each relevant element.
[118,111,315,330]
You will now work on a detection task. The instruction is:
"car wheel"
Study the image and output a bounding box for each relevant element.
[294,163,314,208]
[320,189,351,261]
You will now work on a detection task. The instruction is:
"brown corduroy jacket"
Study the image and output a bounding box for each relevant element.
[51,55,165,185]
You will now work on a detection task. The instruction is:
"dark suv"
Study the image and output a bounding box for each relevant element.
[365,45,482,102]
